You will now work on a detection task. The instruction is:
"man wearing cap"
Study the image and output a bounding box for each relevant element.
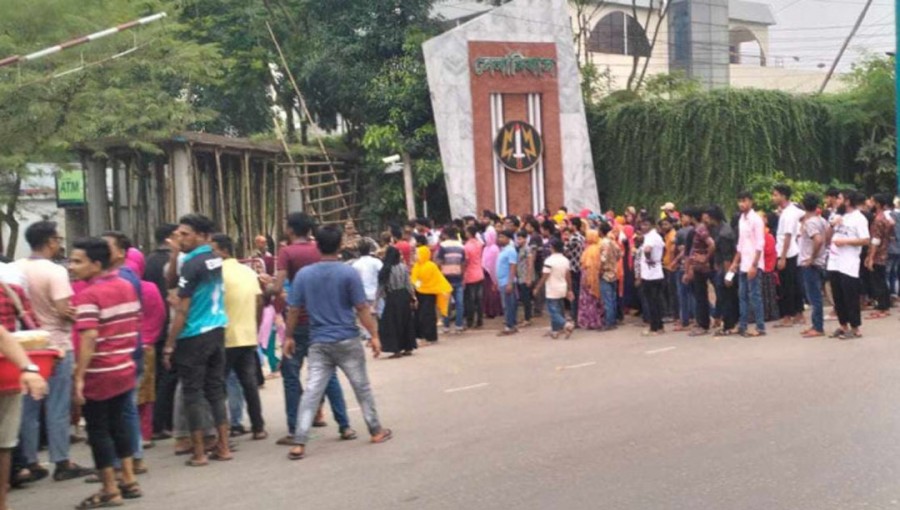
[660,203,680,222]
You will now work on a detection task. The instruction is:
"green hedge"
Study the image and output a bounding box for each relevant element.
[588,89,861,212]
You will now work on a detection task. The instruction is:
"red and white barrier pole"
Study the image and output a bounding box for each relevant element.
[0,12,166,69]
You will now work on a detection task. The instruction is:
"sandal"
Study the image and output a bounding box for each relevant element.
[185,457,209,467]
[340,428,358,441]
[371,428,393,444]
[829,328,847,339]
[252,431,269,441]
[688,329,709,337]
[276,435,301,446]
[714,329,736,337]
[208,451,233,462]
[117,482,142,500]
[866,312,889,320]
[742,330,765,338]
[75,492,123,509]
[801,330,824,338]
[287,446,305,461]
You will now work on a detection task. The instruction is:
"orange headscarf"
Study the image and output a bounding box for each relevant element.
[580,230,602,298]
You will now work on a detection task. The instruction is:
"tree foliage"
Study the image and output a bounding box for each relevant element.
[589,89,860,212]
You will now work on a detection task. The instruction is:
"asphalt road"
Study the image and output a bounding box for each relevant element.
[10,314,900,510]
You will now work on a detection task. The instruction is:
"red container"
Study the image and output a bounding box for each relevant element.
[0,350,58,394]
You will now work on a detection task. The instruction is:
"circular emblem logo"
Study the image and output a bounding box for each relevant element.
[493,121,543,172]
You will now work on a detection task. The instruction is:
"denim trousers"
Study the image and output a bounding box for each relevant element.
[800,266,825,333]
[601,280,618,328]
[226,371,243,428]
[887,254,900,295]
[676,269,695,327]
[282,325,350,435]
[293,339,382,445]
[546,298,566,332]
[463,281,484,328]
[442,281,465,328]
[501,285,518,329]
[739,272,766,332]
[20,350,73,464]
[83,391,133,471]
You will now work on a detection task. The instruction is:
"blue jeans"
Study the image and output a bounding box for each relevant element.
[601,280,618,328]
[442,281,465,329]
[676,269,695,326]
[546,298,566,332]
[282,325,350,434]
[226,370,244,428]
[888,253,900,295]
[739,272,766,333]
[125,385,143,460]
[19,350,73,464]
[801,266,825,333]
[501,284,518,329]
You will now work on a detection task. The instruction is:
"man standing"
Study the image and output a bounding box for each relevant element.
[772,184,806,327]
[705,207,739,336]
[435,227,466,334]
[162,214,231,466]
[638,218,666,336]
[253,235,275,276]
[496,230,519,336]
[797,193,829,337]
[211,234,268,441]
[0,327,47,510]
[514,231,535,328]
[672,209,696,332]
[564,218,585,324]
[284,226,392,460]
[660,217,678,321]
[70,238,143,506]
[462,226,484,329]
[731,192,766,337]
[532,238,573,339]
[599,222,622,331]
[865,193,894,319]
[826,191,870,339]
[270,212,354,445]
[16,221,92,481]
[144,224,177,440]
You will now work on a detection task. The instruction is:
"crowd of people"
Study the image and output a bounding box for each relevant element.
[0,182,897,509]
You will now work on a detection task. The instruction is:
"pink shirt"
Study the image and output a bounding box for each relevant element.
[737,211,766,272]
[463,239,484,284]
[125,248,146,279]
[139,281,165,345]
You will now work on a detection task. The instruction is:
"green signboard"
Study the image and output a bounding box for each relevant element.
[56,169,85,208]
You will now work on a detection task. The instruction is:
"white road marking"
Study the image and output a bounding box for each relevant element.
[444,383,489,394]
[557,361,597,371]
[645,346,677,355]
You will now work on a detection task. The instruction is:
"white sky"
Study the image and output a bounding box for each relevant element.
[765,0,895,70]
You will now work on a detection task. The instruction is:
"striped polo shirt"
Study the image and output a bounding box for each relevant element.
[73,273,140,402]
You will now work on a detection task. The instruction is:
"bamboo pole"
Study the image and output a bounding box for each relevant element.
[261,159,268,236]
[214,148,226,232]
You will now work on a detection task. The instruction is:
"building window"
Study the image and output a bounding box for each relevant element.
[588,12,651,57]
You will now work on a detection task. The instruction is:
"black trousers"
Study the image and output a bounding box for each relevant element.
[692,271,711,330]
[664,269,678,319]
[517,283,533,322]
[870,264,891,312]
[717,270,740,331]
[225,346,265,433]
[569,271,581,321]
[830,271,862,328]
[174,328,228,432]
[83,392,133,470]
[778,256,802,318]
[153,336,178,433]
[464,281,484,328]
[643,279,666,332]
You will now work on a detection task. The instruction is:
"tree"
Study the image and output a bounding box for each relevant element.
[0,0,224,255]
[626,0,671,93]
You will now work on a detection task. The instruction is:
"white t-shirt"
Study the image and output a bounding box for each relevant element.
[639,230,665,281]
[826,209,870,278]
[351,255,383,302]
[776,203,804,259]
[542,253,570,299]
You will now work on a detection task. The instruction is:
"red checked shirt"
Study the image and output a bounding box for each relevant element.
[73,273,140,402]
[0,283,37,332]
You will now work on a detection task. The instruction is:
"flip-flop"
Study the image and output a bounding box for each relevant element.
[208,452,233,462]
[252,431,269,441]
[688,329,709,337]
[801,330,824,338]
[276,436,300,446]
[371,428,393,444]
[185,458,208,468]
[340,428,358,441]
